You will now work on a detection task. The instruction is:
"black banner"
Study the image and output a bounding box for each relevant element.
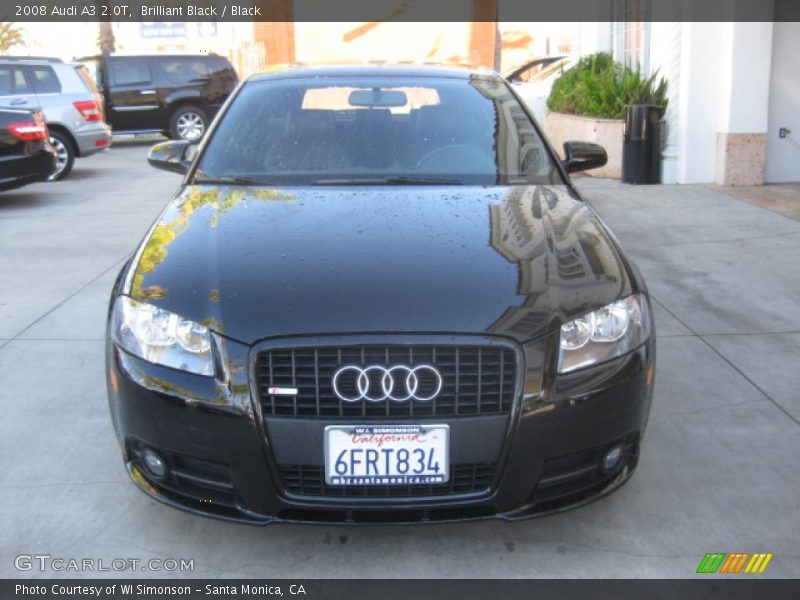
[2,0,799,23]
[3,579,800,600]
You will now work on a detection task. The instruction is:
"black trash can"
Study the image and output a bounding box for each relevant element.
[622,104,663,184]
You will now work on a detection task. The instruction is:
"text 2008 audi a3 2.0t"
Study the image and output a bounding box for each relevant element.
[106,65,655,524]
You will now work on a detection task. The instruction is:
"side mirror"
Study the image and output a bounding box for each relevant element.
[562,141,608,173]
[147,140,191,174]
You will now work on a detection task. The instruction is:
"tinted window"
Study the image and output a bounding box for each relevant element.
[207,56,236,79]
[208,56,230,71]
[157,58,209,85]
[0,67,13,95]
[109,58,151,86]
[75,65,100,95]
[79,59,103,87]
[13,69,31,94]
[28,66,61,94]
[197,75,560,185]
[0,67,32,95]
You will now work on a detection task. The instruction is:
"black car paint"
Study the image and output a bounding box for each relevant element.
[106,66,655,523]
[86,54,238,134]
[124,184,637,344]
[0,108,57,191]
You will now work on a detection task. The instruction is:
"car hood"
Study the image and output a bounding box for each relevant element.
[125,184,632,345]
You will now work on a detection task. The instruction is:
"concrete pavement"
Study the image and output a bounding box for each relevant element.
[1,147,798,578]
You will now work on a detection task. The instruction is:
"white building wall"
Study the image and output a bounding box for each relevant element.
[648,21,682,183]
[765,21,800,182]
[650,21,773,185]
[720,23,773,133]
[712,21,773,185]
[575,22,612,56]
[673,22,729,183]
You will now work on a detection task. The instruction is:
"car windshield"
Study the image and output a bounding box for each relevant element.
[195,74,563,186]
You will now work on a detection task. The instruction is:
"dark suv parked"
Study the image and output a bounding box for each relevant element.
[80,54,238,142]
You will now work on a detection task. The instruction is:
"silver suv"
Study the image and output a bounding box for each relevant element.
[0,57,112,180]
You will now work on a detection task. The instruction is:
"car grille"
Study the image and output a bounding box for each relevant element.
[279,463,496,497]
[255,344,517,418]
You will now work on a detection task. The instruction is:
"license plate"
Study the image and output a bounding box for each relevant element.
[324,424,449,486]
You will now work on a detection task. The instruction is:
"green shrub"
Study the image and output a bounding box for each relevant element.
[546,52,668,119]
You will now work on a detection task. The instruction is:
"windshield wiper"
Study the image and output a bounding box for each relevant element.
[192,175,279,186]
[311,177,463,186]
[385,177,464,185]
[193,176,465,186]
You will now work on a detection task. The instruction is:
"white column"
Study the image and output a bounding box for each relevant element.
[714,22,774,185]
[648,21,682,184]
[576,22,612,56]
[675,22,735,183]
[654,18,774,184]
[766,21,800,182]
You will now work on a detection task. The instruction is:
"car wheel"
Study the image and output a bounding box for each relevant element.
[170,106,208,143]
[48,130,75,181]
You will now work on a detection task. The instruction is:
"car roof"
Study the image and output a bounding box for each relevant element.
[79,53,223,60]
[0,57,92,70]
[247,63,498,83]
[0,56,65,65]
[0,55,63,62]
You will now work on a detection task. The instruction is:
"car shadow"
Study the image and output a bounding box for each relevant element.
[111,136,168,148]
[64,168,104,181]
[0,190,53,209]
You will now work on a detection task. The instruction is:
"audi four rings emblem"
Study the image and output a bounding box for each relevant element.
[332,364,444,403]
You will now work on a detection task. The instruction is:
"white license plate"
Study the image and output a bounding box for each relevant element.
[324,424,449,486]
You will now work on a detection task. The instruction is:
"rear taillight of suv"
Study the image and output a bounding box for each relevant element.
[73,100,103,122]
[7,121,48,141]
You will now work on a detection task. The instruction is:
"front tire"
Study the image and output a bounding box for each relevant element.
[48,130,75,181]
[169,106,208,143]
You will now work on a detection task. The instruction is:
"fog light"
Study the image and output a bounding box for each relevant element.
[602,445,625,473]
[142,449,167,480]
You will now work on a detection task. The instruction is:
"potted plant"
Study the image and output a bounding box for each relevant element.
[543,52,668,178]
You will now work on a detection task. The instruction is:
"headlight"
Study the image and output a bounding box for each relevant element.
[558,294,651,373]
[111,296,214,376]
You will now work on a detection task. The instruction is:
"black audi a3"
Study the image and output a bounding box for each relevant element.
[106,65,655,524]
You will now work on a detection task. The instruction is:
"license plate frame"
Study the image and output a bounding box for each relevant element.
[324,424,450,486]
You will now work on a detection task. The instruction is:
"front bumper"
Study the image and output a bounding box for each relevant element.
[106,330,655,525]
